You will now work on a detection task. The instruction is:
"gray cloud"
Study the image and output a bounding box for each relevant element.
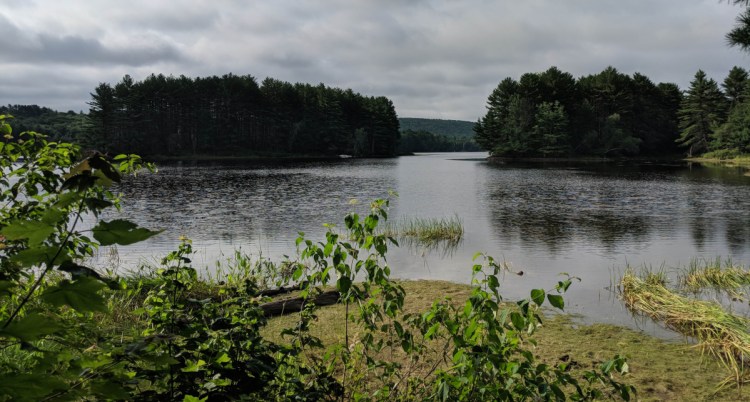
[0,13,185,67]
[0,0,748,120]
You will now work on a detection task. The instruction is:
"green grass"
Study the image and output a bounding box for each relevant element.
[680,258,750,298]
[264,280,747,401]
[688,150,750,167]
[380,215,463,246]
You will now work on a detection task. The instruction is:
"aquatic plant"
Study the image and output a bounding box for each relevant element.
[380,215,464,246]
[621,271,750,389]
[680,258,750,299]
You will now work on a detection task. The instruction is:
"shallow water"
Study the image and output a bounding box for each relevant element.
[98,153,750,332]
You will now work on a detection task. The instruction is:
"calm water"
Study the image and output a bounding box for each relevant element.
[100,152,750,331]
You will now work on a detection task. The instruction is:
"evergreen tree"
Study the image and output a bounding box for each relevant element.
[84,74,400,157]
[677,70,728,156]
[534,101,570,156]
[712,100,750,152]
[728,6,750,52]
[85,83,116,151]
[722,66,749,109]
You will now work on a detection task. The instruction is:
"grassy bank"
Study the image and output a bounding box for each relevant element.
[687,152,750,168]
[263,280,745,401]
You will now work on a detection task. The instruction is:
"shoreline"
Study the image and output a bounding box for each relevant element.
[262,279,745,401]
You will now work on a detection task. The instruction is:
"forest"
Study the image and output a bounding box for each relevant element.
[84,74,401,158]
[396,118,481,153]
[0,105,87,143]
[474,65,750,159]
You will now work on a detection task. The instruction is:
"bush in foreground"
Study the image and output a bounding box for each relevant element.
[0,116,633,400]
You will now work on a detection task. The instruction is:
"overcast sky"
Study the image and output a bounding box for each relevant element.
[1,0,748,121]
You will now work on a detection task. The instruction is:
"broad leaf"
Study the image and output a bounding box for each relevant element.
[337,276,352,295]
[530,289,545,306]
[1,220,55,246]
[10,246,70,267]
[40,277,107,313]
[547,294,565,310]
[92,219,162,246]
[510,312,526,331]
[89,380,132,400]
[0,313,63,342]
[0,373,68,402]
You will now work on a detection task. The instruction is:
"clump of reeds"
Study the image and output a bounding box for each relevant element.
[680,258,750,299]
[621,271,750,389]
[380,215,464,246]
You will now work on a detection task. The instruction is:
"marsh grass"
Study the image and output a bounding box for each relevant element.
[680,258,750,299]
[621,271,750,391]
[380,215,463,246]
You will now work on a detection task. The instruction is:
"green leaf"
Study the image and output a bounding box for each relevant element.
[183,396,208,402]
[337,276,352,295]
[40,208,64,225]
[88,153,122,183]
[0,373,68,402]
[10,246,70,267]
[1,220,55,246]
[40,277,107,313]
[92,219,162,246]
[182,359,206,372]
[0,280,16,297]
[215,353,231,364]
[487,275,500,290]
[547,294,565,310]
[0,122,11,136]
[83,197,114,211]
[510,312,526,330]
[530,289,545,306]
[90,380,132,400]
[0,313,63,342]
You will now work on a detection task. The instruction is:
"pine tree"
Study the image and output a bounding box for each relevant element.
[677,70,728,156]
[534,101,570,157]
[722,66,749,110]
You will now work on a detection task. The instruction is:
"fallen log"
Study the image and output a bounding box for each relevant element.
[260,290,340,317]
[258,284,303,297]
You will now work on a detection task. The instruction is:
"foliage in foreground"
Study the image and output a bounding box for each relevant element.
[0,116,633,400]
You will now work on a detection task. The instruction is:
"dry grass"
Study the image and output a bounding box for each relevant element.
[621,271,750,392]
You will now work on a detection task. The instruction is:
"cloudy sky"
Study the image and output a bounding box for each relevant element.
[1,0,748,121]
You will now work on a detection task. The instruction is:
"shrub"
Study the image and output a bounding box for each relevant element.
[0,116,633,400]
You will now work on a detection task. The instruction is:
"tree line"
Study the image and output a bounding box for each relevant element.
[474,66,684,158]
[476,1,750,159]
[397,129,481,154]
[84,74,400,158]
[0,104,87,143]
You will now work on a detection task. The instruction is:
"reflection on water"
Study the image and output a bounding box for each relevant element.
[102,154,750,331]
[483,162,750,256]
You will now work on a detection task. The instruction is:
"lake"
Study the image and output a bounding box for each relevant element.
[101,152,750,331]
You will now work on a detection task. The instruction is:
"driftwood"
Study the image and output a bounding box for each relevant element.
[258,284,304,297]
[260,290,340,317]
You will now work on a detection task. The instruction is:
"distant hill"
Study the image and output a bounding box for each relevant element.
[398,118,475,138]
[1,104,87,142]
